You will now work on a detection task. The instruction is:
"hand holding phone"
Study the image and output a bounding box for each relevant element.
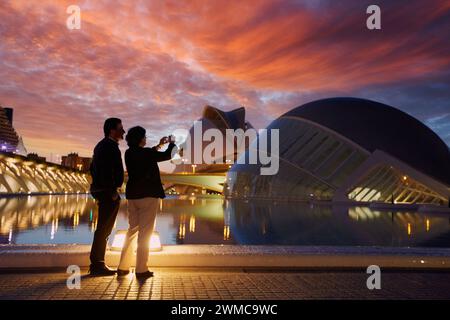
[159,136,169,145]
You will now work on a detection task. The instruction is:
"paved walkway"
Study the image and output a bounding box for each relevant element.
[1,268,450,300]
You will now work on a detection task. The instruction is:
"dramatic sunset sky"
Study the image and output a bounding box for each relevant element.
[0,0,449,166]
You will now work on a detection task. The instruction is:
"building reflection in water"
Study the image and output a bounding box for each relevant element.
[189,214,196,233]
[225,199,450,247]
[223,225,230,241]
[223,202,231,241]
[0,195,97,244]
[0,195,234,245]
[165,197,232,244]
[177,214,186,243]
[1,195,450,247]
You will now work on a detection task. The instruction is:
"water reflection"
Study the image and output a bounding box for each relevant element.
[226,200,450,247]
[1,195,450,247]
[0,195,96,244]
[0,195,233,245]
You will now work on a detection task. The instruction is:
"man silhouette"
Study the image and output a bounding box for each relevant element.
[89,118,125,275]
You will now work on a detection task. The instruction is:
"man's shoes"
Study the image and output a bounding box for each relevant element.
[135,270,154,279]
[89,264,117,276]
[117,269,130,276]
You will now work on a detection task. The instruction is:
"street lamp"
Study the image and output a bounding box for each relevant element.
[111,230,162,252]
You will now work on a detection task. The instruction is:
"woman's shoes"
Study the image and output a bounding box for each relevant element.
[117,269,130,276]
[135,270,154,279]
[117,268,153,279]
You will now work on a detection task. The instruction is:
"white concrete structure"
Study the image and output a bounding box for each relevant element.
[0,152,90,194]
[226,98,450,207]
[161,173,226,193]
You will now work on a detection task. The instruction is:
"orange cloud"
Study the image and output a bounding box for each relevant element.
[0,0,449,161]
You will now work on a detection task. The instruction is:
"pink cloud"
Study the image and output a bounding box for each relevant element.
[0,0,449,162]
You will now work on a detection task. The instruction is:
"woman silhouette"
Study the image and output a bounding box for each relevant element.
[117,126,176,279]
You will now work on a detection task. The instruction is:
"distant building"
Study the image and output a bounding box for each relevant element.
[167,105,254,195]
[61,153,92,172]
[174,105,254,174]
[226,97,450,207]
[0,106,22,154]
[16,136,28,156]
[27,153,46,163]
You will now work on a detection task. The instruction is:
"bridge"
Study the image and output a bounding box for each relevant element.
[0,103,243,196]
[0,152,227,196]
[0,152,90,195]
[160,173,226,193]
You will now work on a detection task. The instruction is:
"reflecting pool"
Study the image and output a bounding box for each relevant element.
[1,195,450,248]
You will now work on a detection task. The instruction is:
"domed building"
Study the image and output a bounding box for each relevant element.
[225,98,450,206]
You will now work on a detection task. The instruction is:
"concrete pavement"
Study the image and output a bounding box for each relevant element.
[1,268,450,300]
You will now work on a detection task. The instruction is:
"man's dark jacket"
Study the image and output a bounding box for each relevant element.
[125,143,176,200]
[90,137,124,198]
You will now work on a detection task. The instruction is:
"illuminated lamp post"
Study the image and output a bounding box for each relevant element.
[111,230,162,252]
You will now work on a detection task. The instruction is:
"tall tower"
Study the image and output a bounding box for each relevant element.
[0,106,21,153]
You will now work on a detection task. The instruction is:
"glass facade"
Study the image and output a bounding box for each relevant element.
[226,116,449,206]
[0,107,19,153]
[225,117,368,201]
[226,98,450,206]
[348,165,447,205]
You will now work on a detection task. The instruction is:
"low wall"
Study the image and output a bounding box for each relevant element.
[1,245,450,270]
